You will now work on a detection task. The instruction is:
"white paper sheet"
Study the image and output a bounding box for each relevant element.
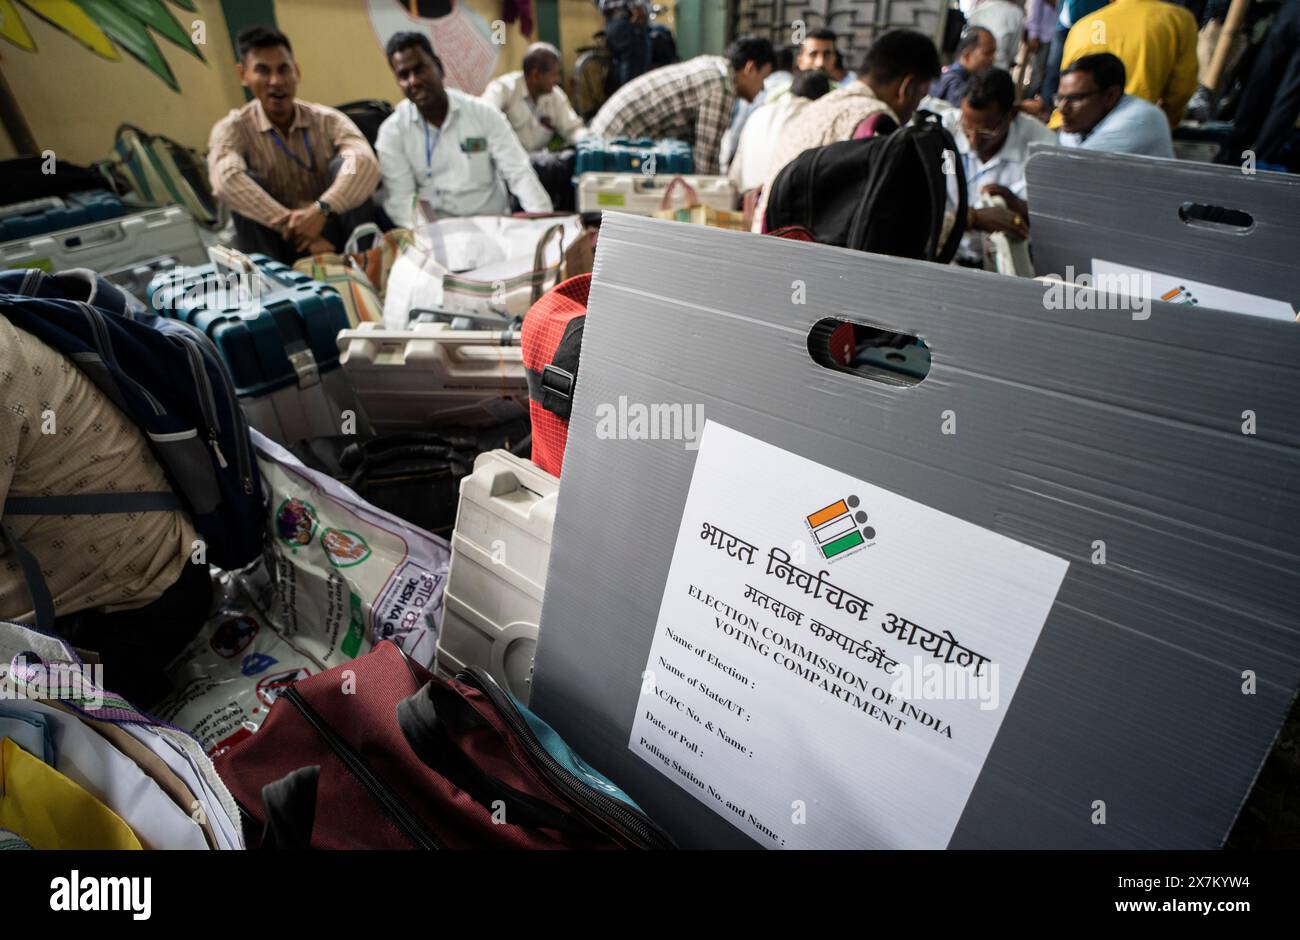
[628,421,1070,849]
[1092,258,1297,321]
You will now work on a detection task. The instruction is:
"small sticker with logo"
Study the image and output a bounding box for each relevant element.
[275,498,318,548]
[805,495,875,562]
[210,614,259,658]
[321,528,372,568]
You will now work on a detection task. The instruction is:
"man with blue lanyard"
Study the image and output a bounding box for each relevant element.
[376,32,552,227]
[208,26,383,264]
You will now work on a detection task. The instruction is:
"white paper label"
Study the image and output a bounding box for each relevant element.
[628,421,1069,849]
[1092,258,1297,321]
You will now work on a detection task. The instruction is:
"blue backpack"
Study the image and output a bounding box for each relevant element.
[0,268,265,628]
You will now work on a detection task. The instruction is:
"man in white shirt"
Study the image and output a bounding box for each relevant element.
[942,67,1057,267]
[376,31,552,227]
[966,0,1025,71]
[1056,53,1175,158]
[729,70,831,194]
[481,42,588,212]
[482,43,589,153]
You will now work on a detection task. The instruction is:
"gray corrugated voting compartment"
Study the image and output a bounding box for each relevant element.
[529,213,1300,849]
[1026,145,1300,312]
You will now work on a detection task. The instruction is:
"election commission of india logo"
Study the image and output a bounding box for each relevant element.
[805,496,875,561]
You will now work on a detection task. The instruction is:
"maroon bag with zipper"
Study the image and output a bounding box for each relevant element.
[214,641,674,849]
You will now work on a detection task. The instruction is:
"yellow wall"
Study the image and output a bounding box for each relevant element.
[0,0,541,166]
[3,0,242,163]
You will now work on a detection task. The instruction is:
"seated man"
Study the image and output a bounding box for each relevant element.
[1057,0,1198,128]
[0,313,209,706]
[590,37,776,176]
[208,26,383,265]
[729,70,833,195]
[930,27,997,107]
[828,49,859,88]
[755,29,942,232]
[942,68,1058,266]
[1057,53,1175,157]
[482,42,589,211]
[796,28,856,87]
[377,32,552,226]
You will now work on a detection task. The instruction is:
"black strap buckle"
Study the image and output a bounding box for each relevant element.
[541,363,574,402]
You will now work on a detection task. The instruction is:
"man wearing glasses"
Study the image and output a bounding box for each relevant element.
[1056,53,1174,157]
[942,68,1057,267]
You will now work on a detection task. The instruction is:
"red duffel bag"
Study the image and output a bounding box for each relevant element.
[215,640,674,849]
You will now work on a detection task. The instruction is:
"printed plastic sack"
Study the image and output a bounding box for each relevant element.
[254,430,448,663]
[153,430,450,755]
[383,214,583,329]
[153,573,328,757]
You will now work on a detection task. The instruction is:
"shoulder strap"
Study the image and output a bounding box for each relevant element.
[0,522,55,630]
[2,492,182,630]
[929,123,968,264]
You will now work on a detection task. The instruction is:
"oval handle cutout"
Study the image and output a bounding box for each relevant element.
[807,319,930,387]
[1178,202,1254,232]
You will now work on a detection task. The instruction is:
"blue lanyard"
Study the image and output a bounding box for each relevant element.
[269,127,315,173]
[423,119,440,173]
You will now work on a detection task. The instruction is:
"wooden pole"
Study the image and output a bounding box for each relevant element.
[1204,0,1252,94]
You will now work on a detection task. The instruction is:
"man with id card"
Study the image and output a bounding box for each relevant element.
[207,25,383,264]
[482,43,589,210]
[376,32,552,227]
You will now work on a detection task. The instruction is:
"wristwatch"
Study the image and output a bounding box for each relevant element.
[314,199,333,217]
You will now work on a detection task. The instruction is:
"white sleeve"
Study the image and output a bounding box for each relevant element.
[481,78,509,112]
[550,87,590,144]
[486,109,553,213]
[376,116,416,228]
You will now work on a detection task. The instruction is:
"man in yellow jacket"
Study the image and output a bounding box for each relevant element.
[1053,0,1198,128]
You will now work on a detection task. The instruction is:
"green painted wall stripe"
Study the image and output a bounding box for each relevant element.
[536,0,561,48]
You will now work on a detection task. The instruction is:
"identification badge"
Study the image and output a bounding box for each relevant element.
[460,137,488,153]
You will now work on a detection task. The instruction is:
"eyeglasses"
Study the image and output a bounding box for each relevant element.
[959,116,1010,141]
[1054,90,1101,107]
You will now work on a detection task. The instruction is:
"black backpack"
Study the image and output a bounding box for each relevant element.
[335,100,394,149]
[763,112,968,264]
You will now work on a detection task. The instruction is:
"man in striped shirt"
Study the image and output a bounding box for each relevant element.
[589,38,776,176]
[207,26,382,264]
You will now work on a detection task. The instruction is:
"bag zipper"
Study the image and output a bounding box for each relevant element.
[282,686,443,850]
[77,302,166,416]
[170,334,228,469]
[457,666,675,849]
[171,320,256,495]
